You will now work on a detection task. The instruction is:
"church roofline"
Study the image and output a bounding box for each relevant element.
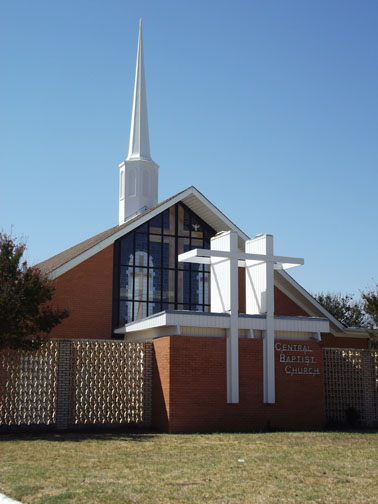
[275,269,368,335]
[36,186,370,340]
[36,186,250,278]
[278,271,346,331]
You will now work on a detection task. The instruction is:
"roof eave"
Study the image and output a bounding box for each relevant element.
[46,186,250,279]
[276,269,347,332]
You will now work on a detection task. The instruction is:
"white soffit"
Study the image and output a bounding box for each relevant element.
[342,327,369,338]
[50,186,249,279]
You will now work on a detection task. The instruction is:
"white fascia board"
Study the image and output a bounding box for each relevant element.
[277,270,346,332]
[344,326,369,333]
[50,190,194,278]
[185,189,250,242]
[114,312,168,333]
[49,186,250,279]
[336,327,370,339]
[115,310,329,337]
[238,317,267,331]
[118,312,232,334]
[273,317,329,333]
[238,315,328,333]
[178,250,212,264]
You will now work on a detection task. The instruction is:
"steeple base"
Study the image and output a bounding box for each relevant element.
[118,158,159,225]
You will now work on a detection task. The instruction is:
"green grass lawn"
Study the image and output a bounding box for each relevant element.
[0,431,377,503]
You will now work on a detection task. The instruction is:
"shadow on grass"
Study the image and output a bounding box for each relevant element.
[1,427,377,443]
[0,425,159,443]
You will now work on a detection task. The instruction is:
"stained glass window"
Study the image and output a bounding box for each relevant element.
[113,202,215,327]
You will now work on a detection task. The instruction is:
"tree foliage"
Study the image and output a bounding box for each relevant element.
[361,286,378,327]
[313,292,368,328]
[0,234,69,350]
[361,285,378,348]
[314,289,378,349]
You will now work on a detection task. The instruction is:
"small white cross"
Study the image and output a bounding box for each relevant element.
[179,231,303,404]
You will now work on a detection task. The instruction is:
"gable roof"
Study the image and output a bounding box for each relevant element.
[36,186,369,339]
[37,186,249,278]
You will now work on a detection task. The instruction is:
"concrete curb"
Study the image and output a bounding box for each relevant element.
[0,494,23,504]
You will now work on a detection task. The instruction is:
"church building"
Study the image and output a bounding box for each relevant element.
[37,21,369,432]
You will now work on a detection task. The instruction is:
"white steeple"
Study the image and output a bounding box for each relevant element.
[119,19,159,225]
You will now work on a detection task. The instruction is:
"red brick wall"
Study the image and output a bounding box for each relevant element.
[48,246,369,350]
[152,337,171,432]
[274,287,309,317]
[48,245,114,340]
[321,332,369,349]
[152,336,325,433]
[238,268,309,318]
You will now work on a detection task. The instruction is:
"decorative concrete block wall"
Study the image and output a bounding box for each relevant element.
[323,349,378,427]
[1,338,377,433]
[0,339,152,432]
[0,341,58,427]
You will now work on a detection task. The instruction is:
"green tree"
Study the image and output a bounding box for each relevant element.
[313,292,367,328]
[0,234,69,350]
[361,285,378,349]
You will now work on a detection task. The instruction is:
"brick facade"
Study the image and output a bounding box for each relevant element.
[45,243,370,433]
[239,268,310,317]
[321,332,369,349]
[274,287,309,317]
[152,337,171,432]
[48,248,369,349]
[152,336,325,433]
[49,245,114,340]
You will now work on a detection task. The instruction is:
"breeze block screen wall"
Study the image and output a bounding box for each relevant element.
[0,340,152,432]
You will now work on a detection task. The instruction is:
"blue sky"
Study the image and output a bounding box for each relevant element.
[1,0,377,297]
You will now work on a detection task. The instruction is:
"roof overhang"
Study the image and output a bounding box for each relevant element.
[114,309,330,343]
[275,270,370,339]
[40,186,370,342]
[48,186,250,279]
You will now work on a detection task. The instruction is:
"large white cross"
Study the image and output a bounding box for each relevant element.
[178,231,303,404]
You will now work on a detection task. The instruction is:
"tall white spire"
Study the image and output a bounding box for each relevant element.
[127,19,151,161]
[119,19,159,225]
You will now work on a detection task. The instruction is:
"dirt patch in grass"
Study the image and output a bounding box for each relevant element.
[0,431,377,503]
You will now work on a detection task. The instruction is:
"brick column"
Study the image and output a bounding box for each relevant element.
[143,342,153,427]
[56,340,72,430]
[362,351,377,427]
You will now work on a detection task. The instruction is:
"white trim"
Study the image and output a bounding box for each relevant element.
[49,187,250,279]
[334,328,370,339]
[114,311,330,340]
[179,248,304,267]
[188,190,250,242]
